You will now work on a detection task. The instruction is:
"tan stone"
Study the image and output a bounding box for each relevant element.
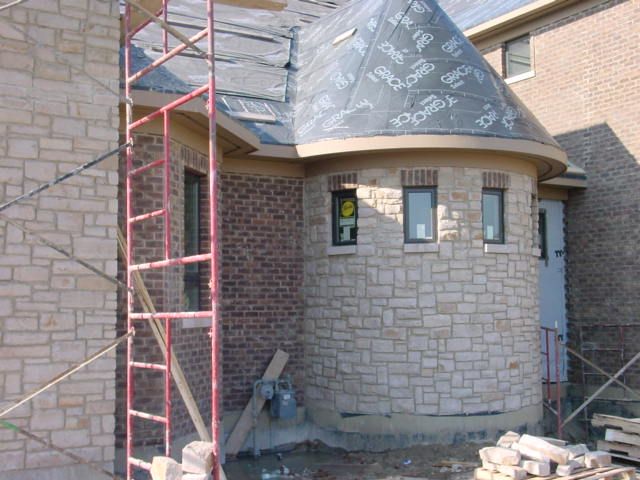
[584,451,611,468]
[479,447,521,466]
[181,441,214,474]
[150,456,182,480]
[518,434,570,465]
[520,459,550,476]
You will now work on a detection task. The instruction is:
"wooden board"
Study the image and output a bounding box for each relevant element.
[224,349,289,456]
[593,415,640,436]
[598,440,640,458]
[605,429,640,447]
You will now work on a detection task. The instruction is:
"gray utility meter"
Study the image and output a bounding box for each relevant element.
[269,378,296,420]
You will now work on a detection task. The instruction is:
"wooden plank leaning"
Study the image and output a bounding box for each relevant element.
[225,349,290,456]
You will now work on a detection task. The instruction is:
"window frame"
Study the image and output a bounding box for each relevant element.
[332,189,358,246]
[504,34,532,80]
[538,208,548,260]
[403,186,437,244]
[184,170,202,312]
[482,188,505,245]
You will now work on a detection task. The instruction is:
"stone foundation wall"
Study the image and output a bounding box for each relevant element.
[0,0,120,475]
[304,162,541,419]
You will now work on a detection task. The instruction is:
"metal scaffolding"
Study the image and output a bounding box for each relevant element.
[123,1,220,478]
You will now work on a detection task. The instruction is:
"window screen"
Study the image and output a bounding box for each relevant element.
[404,187,436,243]
[184,172,201,311]
[505,35,531,78]
[483,189,504,244]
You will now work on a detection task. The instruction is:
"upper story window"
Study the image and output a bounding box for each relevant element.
[538,209,548,260]
[332,189,357,246]
[184,171,201,311]
[505,35,532,79]
[403,187,437,243]
[482,188,504,244]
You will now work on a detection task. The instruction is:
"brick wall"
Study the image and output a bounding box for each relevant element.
[478,0,640,384]
[0,0,120,476]
[220,173,305,411]
[116,138,305,449]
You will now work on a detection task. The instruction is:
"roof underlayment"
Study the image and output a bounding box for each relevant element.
[126,0,559,150]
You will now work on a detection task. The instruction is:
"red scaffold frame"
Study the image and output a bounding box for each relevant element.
[123,1,220,478]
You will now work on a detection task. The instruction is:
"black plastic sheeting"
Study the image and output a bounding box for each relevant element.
[126,0,557,149]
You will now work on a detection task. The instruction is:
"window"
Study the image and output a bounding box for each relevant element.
[403,187,436,243]
[505,35,531,78]
[184,172,201,311]
[332,190,357,246]
[538,209,548,260]
[482,189,504,244]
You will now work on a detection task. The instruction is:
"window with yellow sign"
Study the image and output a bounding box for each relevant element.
[332,190,357,245]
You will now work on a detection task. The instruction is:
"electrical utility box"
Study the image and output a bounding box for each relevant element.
[270,381,296,419]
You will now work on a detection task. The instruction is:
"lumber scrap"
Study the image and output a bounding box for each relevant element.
[605,429,640,447]
[592,414,640,435]
[225,349,289,456]
[597,440,640,459]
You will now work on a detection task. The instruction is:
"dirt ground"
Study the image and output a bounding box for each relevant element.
[224,441,491,480]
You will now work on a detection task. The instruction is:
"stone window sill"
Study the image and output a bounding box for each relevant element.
[484,243,516,254]
[404,243,439,253]
[328,245,356,256]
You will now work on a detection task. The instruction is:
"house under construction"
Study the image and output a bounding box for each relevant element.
[0,0,639,479]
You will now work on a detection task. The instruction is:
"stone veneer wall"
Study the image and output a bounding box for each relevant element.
[304,163,541,424]
[0,0,120,477]
[477,0,640,386]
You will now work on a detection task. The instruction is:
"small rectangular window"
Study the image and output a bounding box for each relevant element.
[483,189,504,244]
[184,171,201,311]
[332,189,357,246]
[505,35,531,78]
[404,187,436,243]
[538,209,548,260]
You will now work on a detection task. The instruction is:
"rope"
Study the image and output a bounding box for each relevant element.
[0,143,130,214]
[0,0,28,13]
[0,212,133,294]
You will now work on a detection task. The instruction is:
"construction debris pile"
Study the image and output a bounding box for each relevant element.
[475,432,636,480]
[594,414,640,463]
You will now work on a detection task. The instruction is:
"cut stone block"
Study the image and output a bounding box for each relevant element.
[539,436,568,447]
[567,444,589,460]
[573,455,586,467]
[150,456,182,480]
[518,434,570,465]
[182,441,214,474]
[512,442,548,463]
[479,447,521,466]
[520,459,551,476]
[183,474,212,480]
[497,431,521,448]
[475,468,494,480]
[483,460,499,472]
[584,451,611,468]
[556,461,580,476]
[497,464,527,480]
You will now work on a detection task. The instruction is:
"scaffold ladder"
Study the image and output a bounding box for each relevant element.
[123,1,220,478]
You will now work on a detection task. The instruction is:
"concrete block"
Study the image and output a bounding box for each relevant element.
[150,456,182,480]
[182,441,214,474]
[479,447,521,466]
